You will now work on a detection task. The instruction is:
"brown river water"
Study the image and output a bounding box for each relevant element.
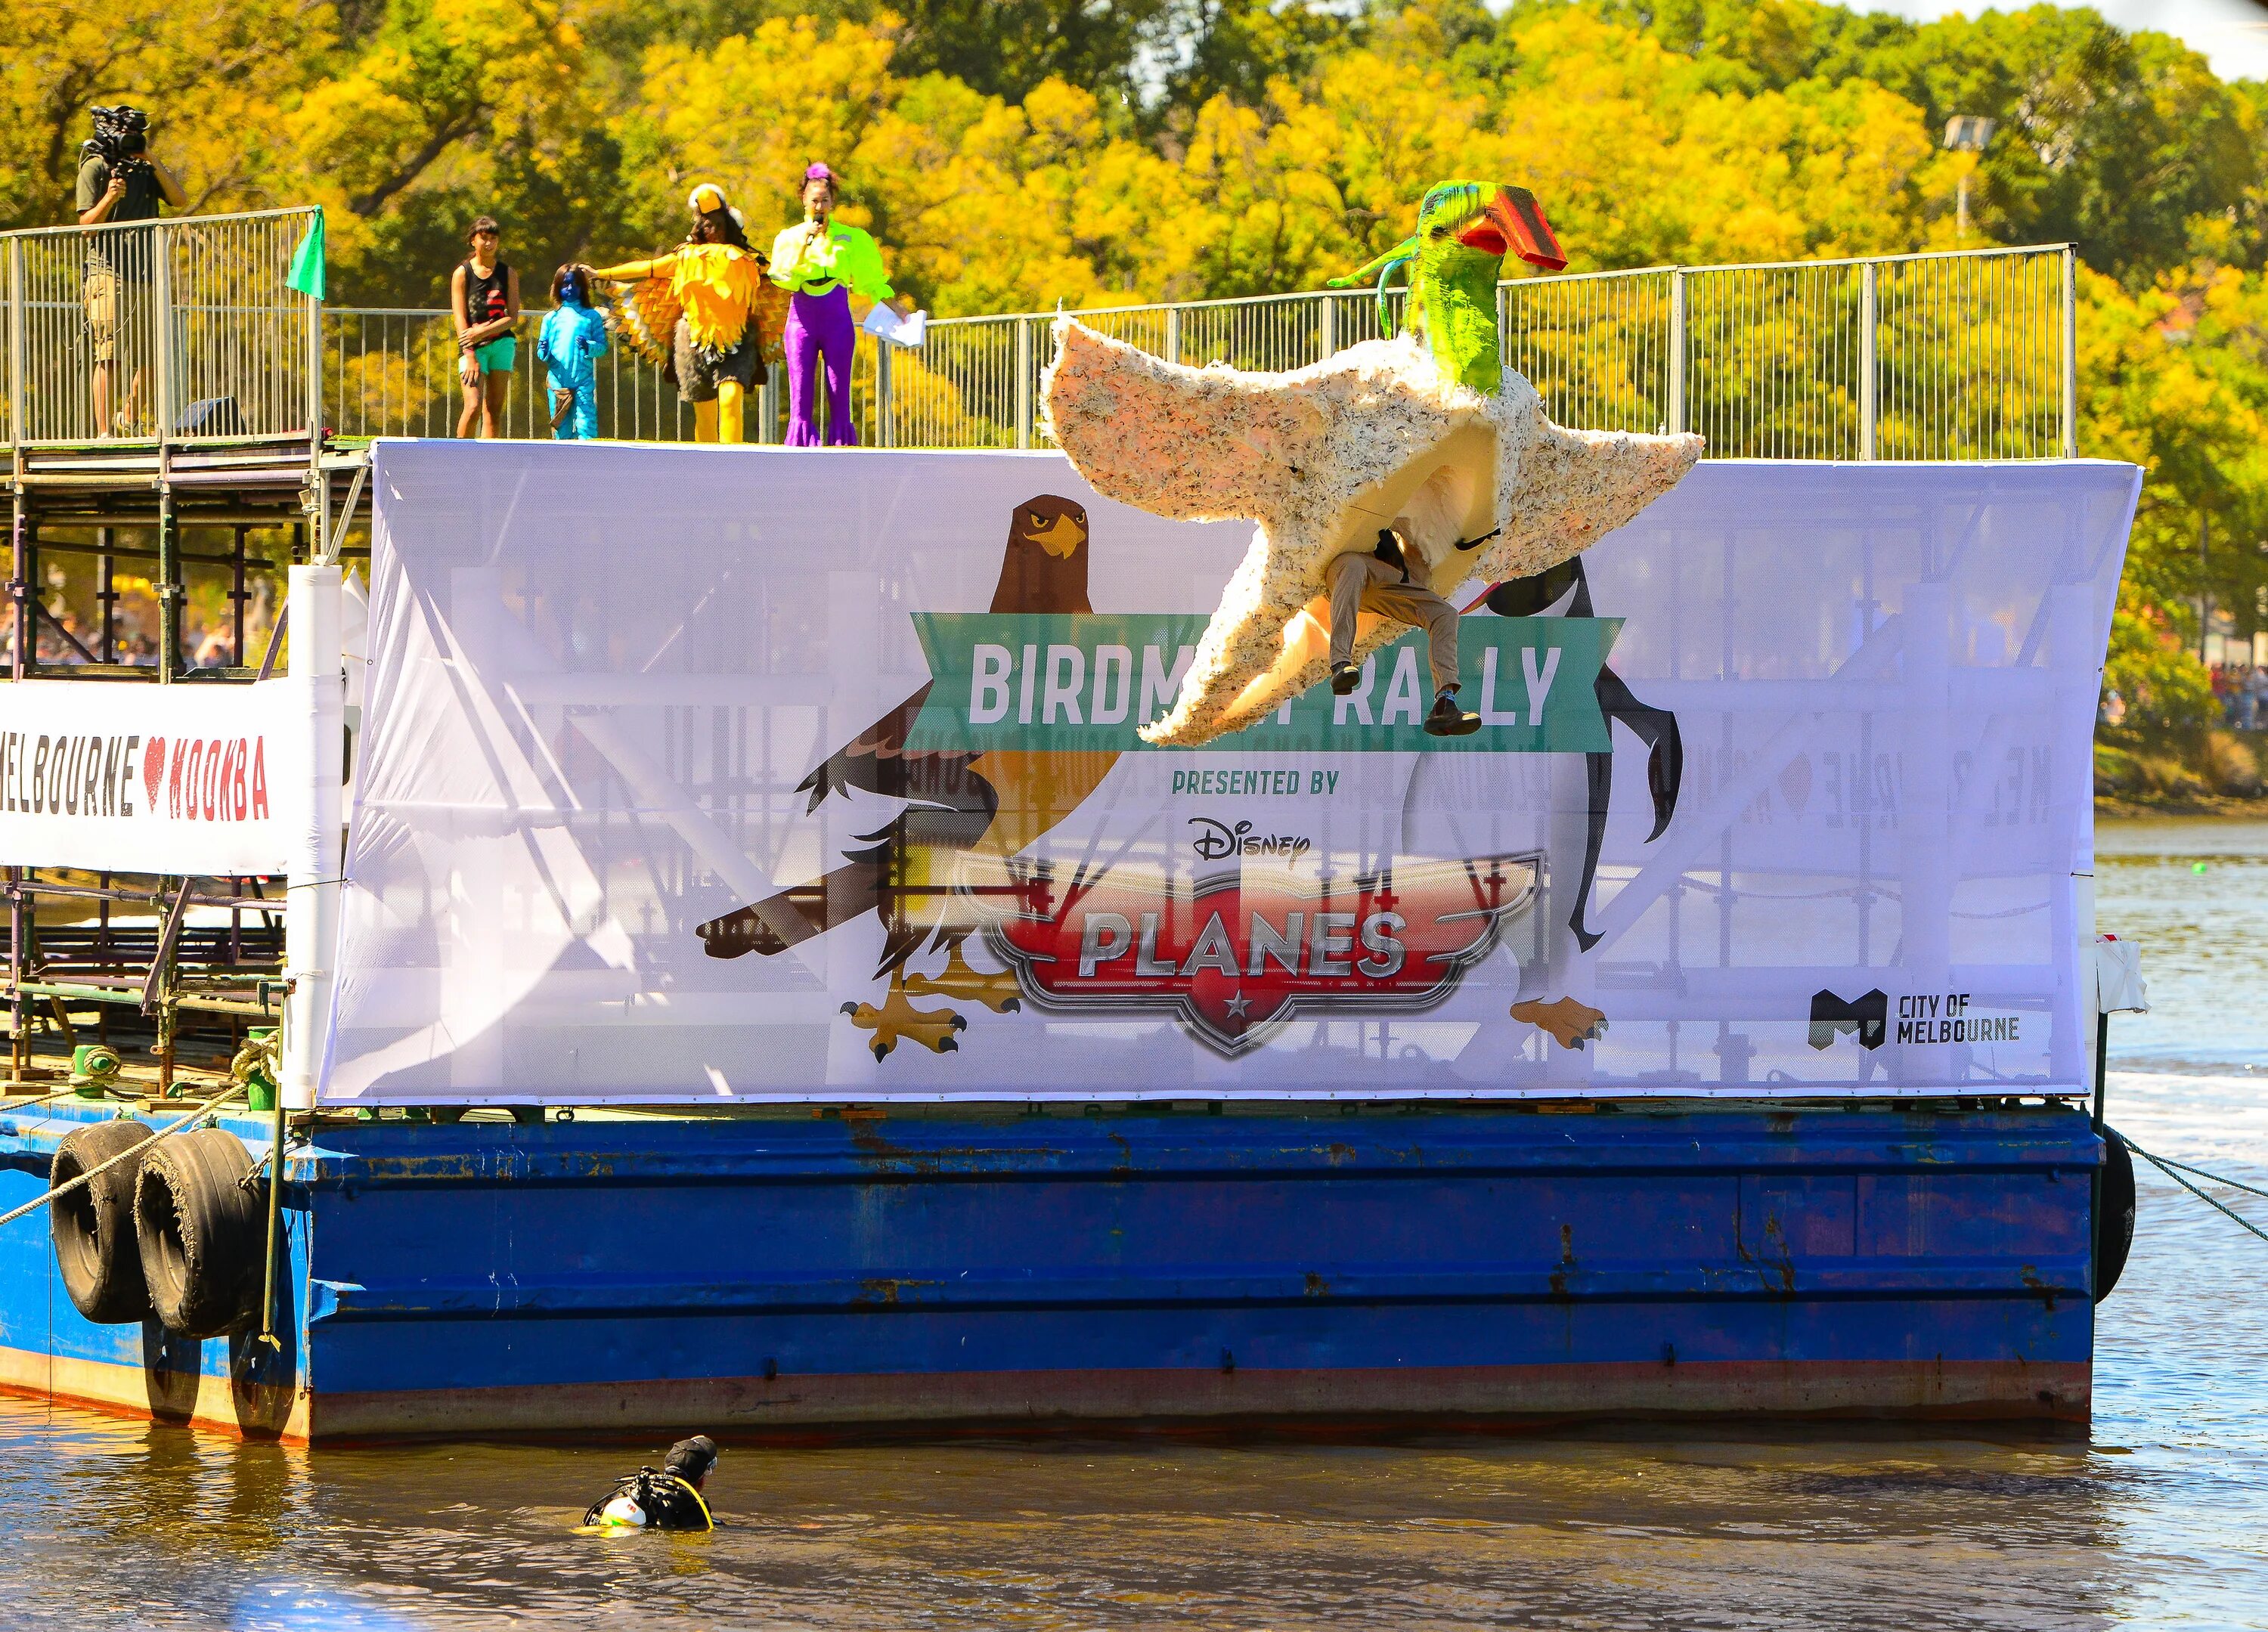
[0,819,2259,1630]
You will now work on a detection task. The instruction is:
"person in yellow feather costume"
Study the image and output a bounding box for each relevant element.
[590,184,789,444]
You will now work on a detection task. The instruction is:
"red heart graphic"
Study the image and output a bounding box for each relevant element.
[1777,754,1813,817]
[142,738,166,810]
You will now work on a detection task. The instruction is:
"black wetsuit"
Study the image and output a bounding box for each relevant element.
[582,1466,711,1531]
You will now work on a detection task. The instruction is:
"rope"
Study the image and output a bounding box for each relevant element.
[2118,1131,2268,1247]
[2145,1150,2268,1204]
[4,1085,87,1115]
[2,1085,114,1144]
[0,1085,245,1231]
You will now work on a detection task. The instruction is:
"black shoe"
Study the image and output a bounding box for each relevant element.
[1424,692,1482,737]
[1330,662,1359,696]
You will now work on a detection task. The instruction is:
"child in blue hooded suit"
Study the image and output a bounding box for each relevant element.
[535,264,609,440]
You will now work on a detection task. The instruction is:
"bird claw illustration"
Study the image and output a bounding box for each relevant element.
[1512,996,1608,1049]
[842,980,969,1060]
[901,943,1024,1014]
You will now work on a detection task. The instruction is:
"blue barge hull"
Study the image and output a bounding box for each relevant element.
[0,1100,2097,1441]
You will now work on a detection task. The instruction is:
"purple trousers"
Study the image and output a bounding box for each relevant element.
[784,286,857,447]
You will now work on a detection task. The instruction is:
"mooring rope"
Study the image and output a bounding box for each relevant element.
[2116,1131,2268,1247]
[2143,1150,2268,1203]
[0,1085,245,1231]
[4,1085,88,1116]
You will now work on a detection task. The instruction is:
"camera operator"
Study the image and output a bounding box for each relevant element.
[73,105,187,436]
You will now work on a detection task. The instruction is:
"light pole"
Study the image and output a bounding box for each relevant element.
[1944,116,1996,242]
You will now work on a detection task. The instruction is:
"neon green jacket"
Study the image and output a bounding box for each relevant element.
[768,221,895,301]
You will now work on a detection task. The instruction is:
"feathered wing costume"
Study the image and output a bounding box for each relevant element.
[613,274,681,373]
[612,239,790,377]
[1044,181,1700,748]
[590,184,791,444]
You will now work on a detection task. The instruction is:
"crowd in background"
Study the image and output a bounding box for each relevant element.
[2211,663,2268,730]
[1,570,274,674]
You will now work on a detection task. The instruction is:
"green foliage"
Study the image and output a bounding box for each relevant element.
[2104,602,2215,732]
[2094,728,2267,804]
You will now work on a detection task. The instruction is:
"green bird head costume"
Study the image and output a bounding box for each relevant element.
[1045,172,1696,751]
[1327,181,1566,396]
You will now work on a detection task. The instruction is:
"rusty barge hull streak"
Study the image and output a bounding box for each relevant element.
[0,1101,2099,1442]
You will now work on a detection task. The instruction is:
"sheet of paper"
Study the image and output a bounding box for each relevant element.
[862,305,927,348]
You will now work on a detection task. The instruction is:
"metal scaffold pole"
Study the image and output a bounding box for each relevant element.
[1859,261,1879,461]
[1667,268,1688,435]
[5,237,22,472]
[2061,244,2077,459]
[875,339,894,449]
[283,564,343,1110]
[1015,317,1033,451]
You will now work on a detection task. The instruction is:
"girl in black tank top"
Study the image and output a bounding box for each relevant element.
[455,216,518,437]
[461,258,512,324]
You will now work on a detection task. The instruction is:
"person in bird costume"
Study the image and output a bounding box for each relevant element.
[769,162,912,446]
[695,495,1110,1058]
[590,185,788,444]
[1043,179,1696,748]
[1043,179,1705,1054]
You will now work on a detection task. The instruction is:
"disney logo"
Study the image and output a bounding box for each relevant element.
[1188,816,1313,862]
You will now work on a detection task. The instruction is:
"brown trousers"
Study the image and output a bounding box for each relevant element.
[1328,553,1459,691]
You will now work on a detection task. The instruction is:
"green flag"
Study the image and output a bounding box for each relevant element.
[287,209,327,302]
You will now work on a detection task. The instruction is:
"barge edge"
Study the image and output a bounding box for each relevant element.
[0,1350,2087,1444]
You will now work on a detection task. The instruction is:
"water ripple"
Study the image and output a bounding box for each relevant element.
[0,823,2257,1627]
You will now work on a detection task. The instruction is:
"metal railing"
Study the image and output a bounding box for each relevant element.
[2,208,321,450]
[885,244,2075,460]
[326,306,708,443]
[0,214,2074,461]
[314,243,2076,460]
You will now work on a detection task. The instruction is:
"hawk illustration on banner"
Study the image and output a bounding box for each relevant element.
[696,495,1117,1057]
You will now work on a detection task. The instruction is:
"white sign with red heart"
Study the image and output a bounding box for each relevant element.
[0,679,296,873]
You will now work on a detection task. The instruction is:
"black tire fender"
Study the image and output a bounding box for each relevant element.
[50,1119,156,1324]
[2095,1124,2137,1303]
[134,1127,265,1339]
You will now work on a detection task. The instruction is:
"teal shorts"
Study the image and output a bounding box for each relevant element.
[472,336,516,373]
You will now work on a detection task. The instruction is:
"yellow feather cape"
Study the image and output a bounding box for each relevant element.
[615,245,789,370]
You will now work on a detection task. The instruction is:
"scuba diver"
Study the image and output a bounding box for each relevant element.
[582,1435,718,1531]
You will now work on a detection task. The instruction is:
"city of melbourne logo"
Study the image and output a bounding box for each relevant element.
[978,853,1540,1056]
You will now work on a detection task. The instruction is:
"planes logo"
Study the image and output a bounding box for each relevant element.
[980,853,1541,1056]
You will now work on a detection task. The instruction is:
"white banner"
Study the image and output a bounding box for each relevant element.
[0,679,295,875]
[325,441,2137,1104]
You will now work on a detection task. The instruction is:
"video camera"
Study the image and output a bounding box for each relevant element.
[82,105,151,172]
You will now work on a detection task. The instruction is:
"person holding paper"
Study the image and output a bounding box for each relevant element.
[769,163,916,446]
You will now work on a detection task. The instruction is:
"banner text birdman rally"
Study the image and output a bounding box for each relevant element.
[904,612,1619,754]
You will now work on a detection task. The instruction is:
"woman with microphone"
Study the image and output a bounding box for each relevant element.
[768,163,912,446]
